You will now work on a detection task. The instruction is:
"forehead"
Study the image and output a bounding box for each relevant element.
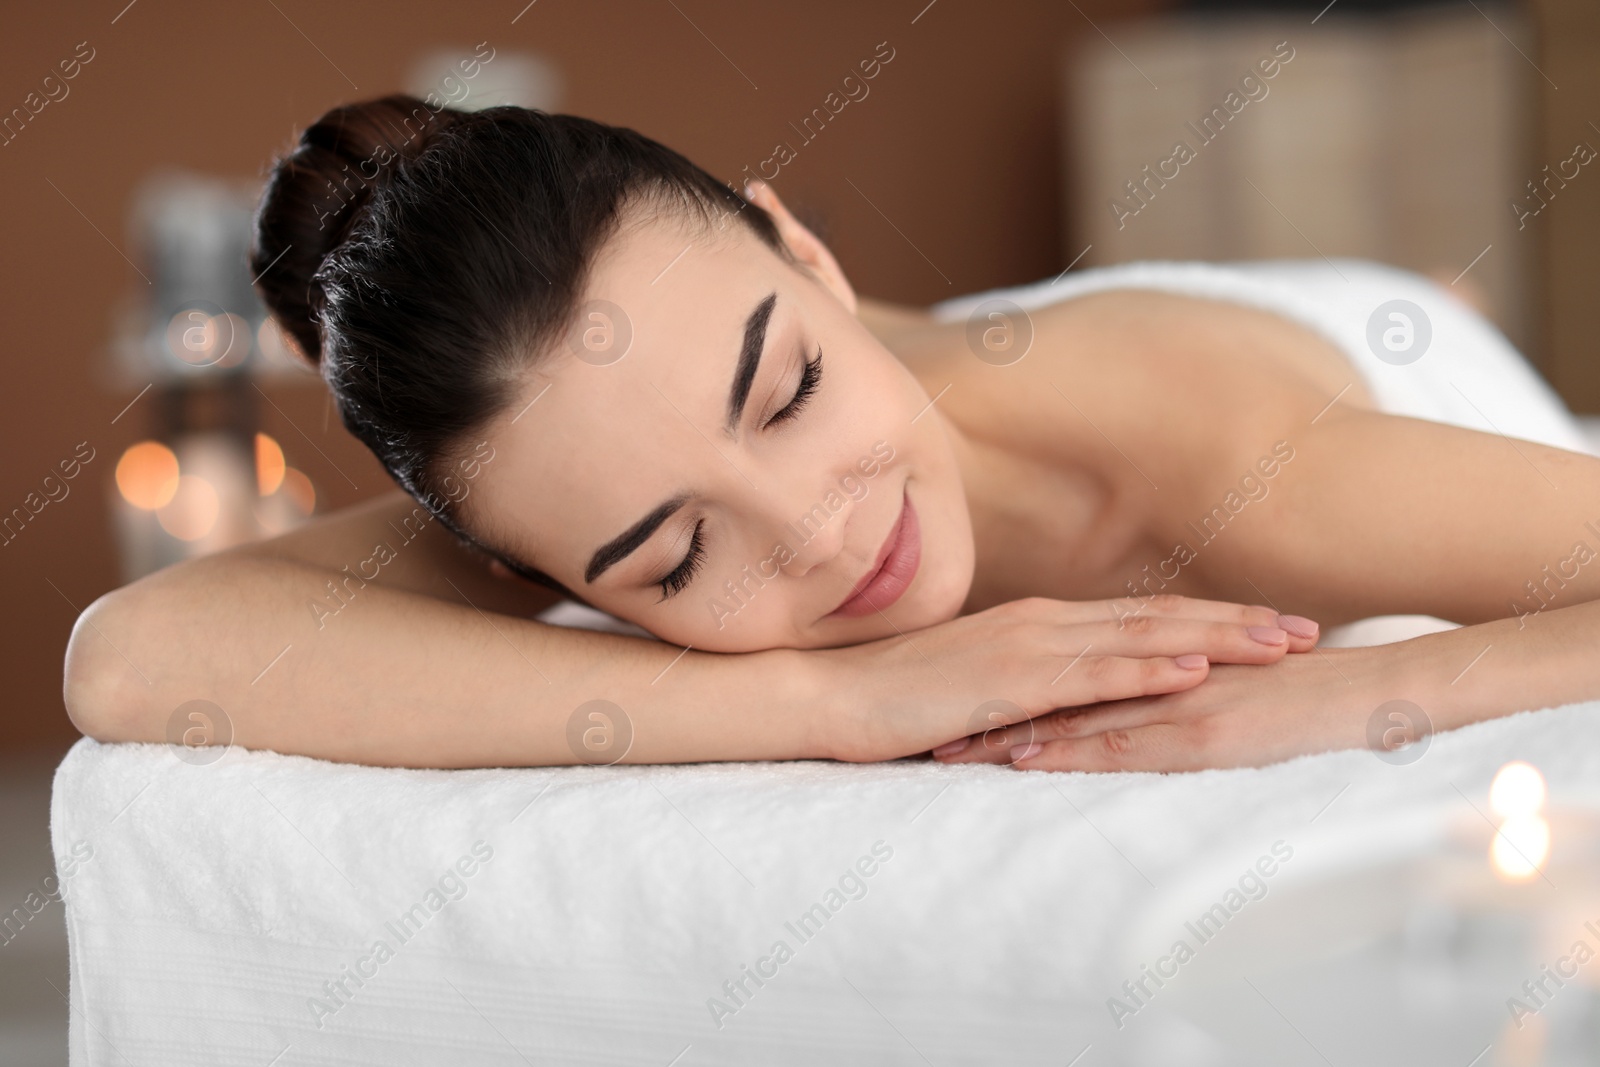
[470,212,791,566]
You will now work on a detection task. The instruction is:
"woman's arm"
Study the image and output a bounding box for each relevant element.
[1194,407,1600,626]
[64,493,1305,768]
[65,492,825,767]
[938,404,1600,771]
[938,597,1600,771]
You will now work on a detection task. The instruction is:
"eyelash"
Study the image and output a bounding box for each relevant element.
[659,518,706,600]
[657,346,823,600]
[764,345,823,427]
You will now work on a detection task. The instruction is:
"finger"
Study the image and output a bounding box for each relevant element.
[1038,701,1169,742]
[932,657,1206,764]
[1010,723,1197,773]
[1100,597,1323,655]
[1040,595,1283,629]
[935,701,1166,764]
[1005,596,1323,658]
[1110,595,1284,628]
[1071,616,1293,666]
[1044,652,1211,708]
[933,721,1041,764]
[1274,613,1320,653]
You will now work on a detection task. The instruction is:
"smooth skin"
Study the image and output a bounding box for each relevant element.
[63,180,1600,772]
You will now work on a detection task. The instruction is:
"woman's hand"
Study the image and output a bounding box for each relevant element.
[932,636,1421,772]
[819,594,1320,763]
[932,596,1600,773]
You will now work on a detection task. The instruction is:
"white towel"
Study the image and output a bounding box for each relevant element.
[51,696,1600,1065]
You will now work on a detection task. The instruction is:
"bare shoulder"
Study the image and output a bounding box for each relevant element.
[1031,288,1371,416]
[855,295,936,346]
[917,288,1369,476]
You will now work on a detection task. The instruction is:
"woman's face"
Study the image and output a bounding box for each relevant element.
[466,192,975,652]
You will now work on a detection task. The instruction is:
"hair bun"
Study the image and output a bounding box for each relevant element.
[251,95,466,364]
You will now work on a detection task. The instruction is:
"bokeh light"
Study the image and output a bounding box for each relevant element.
[1490,815,1550,881]
[115,441,181,510]
[166,309,220,366]
[156,474,220,541]
[214,312,252,367]
[1490,760,1546,819]
[255,432,285,496]
[281,467,315,516]
[257,316,306,367]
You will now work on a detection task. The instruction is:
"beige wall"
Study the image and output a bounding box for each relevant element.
[0,0,1171,750]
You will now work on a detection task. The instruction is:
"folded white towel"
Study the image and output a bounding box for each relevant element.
[52,694,1600,1065]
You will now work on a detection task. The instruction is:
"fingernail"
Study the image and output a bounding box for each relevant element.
[932,737,970,758]
[1175,653,1208,670]
[1247,625,1288,646]
[1276,614,1319,639]
[1010,742,1042,763]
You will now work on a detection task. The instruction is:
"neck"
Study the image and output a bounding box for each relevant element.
[885,309,1127,612]
[932,409,1034,614]
[931,400,1124,613]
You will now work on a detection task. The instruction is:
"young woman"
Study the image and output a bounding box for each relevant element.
[63,96,1600,772]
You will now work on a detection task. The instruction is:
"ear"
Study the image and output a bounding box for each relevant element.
[742,179,857,315]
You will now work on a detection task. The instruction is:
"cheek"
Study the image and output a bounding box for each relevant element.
[649,583,808,652]
[849,347,926,425]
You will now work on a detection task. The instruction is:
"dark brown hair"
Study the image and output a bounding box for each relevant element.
[250,94,792,588]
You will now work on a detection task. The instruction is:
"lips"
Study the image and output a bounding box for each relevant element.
[828,488,921,618]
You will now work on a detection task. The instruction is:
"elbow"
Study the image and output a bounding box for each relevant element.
[62,588,149,743]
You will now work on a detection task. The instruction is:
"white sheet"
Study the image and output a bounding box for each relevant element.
[52,697,1600,1065]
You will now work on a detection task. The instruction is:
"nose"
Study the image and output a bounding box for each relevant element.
[771,482,855,579]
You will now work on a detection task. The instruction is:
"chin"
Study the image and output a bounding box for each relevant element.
[896,552,974,630]
[902,474,977,628]
[921,556,975,626]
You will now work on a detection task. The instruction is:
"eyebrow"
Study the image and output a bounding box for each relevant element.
[585,494,690,584]
[584,291,778,586]
[723,291,778,438]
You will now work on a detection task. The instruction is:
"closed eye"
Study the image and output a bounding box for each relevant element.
[658,518,705,600]
[765,345,822,428]
[657,346,820,599]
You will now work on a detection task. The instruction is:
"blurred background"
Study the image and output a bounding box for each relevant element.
[0,0,1595,1061]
